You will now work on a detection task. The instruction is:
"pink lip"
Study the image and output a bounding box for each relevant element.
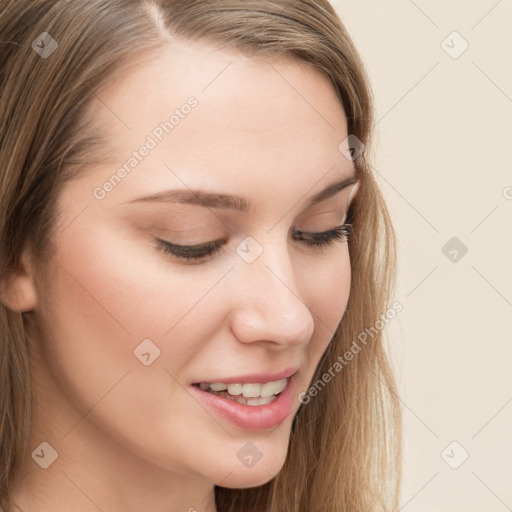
[189,375,297,431]
[192,366,299,385]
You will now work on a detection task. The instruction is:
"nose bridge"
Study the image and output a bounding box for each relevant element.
[228,236,315,347]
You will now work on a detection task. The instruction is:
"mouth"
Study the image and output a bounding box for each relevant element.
[189,368,298,430]
[191,378,288,407]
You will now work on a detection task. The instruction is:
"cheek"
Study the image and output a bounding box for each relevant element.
[310,246,351,320]
[46,212,223,341]
[301,247,351,362]
[33,217,239,470]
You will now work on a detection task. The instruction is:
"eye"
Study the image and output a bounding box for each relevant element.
[155,223,352,263]
[155,238,225,263]
[293,223,352,247]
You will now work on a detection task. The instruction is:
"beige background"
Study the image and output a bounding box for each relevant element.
[331,1,512,510]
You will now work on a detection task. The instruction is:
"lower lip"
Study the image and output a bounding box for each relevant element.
[189,377,295,431]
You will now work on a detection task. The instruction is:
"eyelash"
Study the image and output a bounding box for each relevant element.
[156,223,352,262]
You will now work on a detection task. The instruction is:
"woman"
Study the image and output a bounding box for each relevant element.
[0,1,401,511]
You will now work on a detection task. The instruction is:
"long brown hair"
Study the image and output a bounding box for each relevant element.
[0,1,401,510]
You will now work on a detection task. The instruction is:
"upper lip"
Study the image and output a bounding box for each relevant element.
[192,366,299,385]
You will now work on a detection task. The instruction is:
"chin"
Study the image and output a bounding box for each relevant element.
[214,462,284,489]
[211,446,288,489]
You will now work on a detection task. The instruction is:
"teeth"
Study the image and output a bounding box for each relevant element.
[242,383,261,397]
[261,379,287,397]
[246,396,275,406]
[215,393,277,406]
[226,383,243,395]
[197,378,288,399]
[210,383,227,391]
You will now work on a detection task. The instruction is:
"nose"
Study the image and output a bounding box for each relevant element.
[227,237,315,349]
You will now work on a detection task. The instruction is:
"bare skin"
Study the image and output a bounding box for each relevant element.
[3,39,358,512]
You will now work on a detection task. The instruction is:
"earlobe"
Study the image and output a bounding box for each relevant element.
[0,252,38,313]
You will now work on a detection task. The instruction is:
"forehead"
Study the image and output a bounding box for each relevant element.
[78,40,353,205]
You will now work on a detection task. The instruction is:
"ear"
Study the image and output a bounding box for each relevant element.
[0,250,37,313]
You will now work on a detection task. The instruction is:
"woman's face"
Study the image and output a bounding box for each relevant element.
[28,40,358,489]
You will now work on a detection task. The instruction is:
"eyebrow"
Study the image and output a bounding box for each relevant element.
[123,173,358,212]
